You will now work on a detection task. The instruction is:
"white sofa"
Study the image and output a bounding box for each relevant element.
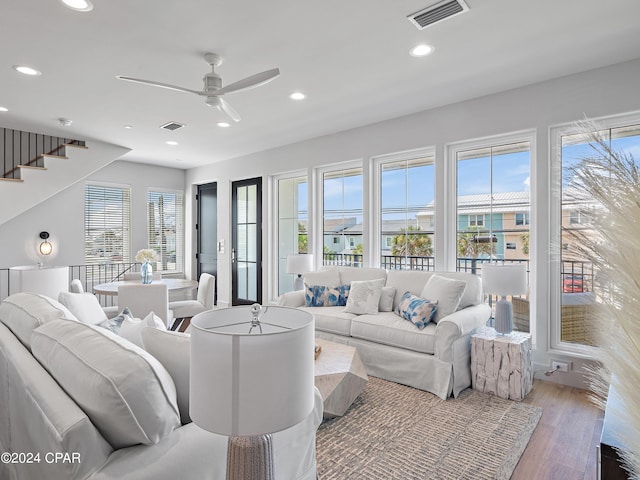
[0,293,322,480]
[278,267,491,399]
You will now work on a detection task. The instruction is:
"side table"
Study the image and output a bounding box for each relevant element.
[471,326,533,401]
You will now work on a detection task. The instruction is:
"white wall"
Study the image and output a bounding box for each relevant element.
[0,160,186,269]
[185,57,640,387]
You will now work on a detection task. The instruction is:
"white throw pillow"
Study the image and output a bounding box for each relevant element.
[119,312,165,348]
[420,274,467,323]
[31,319,180,449]
[58,291,108,325]
[0,292,77,350]
[378,286,396,312]
[344,278,385,315]
[141,327,191,425]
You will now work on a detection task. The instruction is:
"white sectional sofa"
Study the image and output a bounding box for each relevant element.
[0,293,322,480]
[278,266,491,399]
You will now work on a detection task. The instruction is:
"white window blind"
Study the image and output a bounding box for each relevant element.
[147,190,184,274]
[84,183,131,264]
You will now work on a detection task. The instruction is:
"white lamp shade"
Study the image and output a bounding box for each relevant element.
[286,254,313,274]
[190,306,315,436]
[482,263,528,296]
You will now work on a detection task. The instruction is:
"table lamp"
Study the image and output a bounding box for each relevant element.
[190,304,315,480]
[286,254,314,291]
[482,263,528,334]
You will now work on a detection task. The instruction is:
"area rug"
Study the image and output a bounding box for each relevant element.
[316,377,542,480]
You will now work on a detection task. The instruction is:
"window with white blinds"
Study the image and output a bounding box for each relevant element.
[84,183,131,264]
[147,190,184,274]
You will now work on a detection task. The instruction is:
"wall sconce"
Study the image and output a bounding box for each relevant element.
[39,232,52,255]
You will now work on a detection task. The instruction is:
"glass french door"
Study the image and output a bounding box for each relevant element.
[232,177,262,305]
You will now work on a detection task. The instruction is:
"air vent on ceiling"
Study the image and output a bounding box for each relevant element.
[160,121,185,131]
[408,0,469,30]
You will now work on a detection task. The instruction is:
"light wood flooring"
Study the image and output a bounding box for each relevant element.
[511,379,604,480]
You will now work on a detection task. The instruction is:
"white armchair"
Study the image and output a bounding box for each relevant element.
[118,283,172,327]
[168,274,215,330]
[69,279,119,319]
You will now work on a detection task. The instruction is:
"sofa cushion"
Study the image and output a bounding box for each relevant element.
[433,271,483,309]
[299,306,356,336]
[58,291,108,325]
[420,274,466,323]
[304,268,340,288]
[350,312,437,354]
[31,319,180,449]
[338,266,387,285]
[395,292,438,329]
[304,284,350,307]
[119,311,166,348]
[379,286,396,312]
[344,278,385,315]
[141,326,191,425]
[0,293,77,350]
[385,270,433,309]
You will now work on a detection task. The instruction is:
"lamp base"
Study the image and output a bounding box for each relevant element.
[494,297,513,335]
[226,434,274,480]
[293,274,304,291]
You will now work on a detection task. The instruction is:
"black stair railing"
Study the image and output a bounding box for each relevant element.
[1,127,85,179]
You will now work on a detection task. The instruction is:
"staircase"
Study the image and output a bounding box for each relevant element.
[0,137,130,226]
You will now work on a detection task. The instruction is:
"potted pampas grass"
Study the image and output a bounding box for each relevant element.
[567,120,640,478]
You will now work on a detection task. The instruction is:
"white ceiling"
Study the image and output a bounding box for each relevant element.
[1,0,640,169]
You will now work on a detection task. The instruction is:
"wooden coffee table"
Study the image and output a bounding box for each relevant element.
[314,338,368,419]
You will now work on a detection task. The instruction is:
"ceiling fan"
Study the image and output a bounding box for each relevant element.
[116,53,280,123]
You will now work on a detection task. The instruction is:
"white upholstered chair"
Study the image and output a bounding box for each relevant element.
[168,273,215,330]
[118,283,172,327]
[69,279,120,319]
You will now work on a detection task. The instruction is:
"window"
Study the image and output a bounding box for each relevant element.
[558,121,640,347]
[506,242,517,250]
[468,215,484,227]
[378,152,435,271]
[84,183,131,265]
[349,237,356,248]
[322,166,363,266]
[276,174,308,295]
[515,212,530,226]
[147,190,184,274]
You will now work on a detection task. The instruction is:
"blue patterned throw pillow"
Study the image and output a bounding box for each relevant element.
[305,284,350,307]
[394,291,438,330]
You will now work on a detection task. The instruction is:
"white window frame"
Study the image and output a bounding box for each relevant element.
[468,214,484,227]
[84,181,131,266]
[146,188,185,275]
[371,147,436,269]
[549,111,640,356]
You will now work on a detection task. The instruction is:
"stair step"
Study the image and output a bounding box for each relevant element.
[0,177,24,183]
[17,165,48,171]
[40,154,68,160]
[64,143,88,149]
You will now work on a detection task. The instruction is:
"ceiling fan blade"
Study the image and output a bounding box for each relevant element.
[212,68,280,96]
[116,76,202,95]
[217,98,241,123]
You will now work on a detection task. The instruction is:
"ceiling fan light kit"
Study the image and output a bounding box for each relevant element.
[117,53,280,123]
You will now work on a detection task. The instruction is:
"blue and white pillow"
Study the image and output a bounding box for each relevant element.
[305,284,350,307]
[394,291,438,330]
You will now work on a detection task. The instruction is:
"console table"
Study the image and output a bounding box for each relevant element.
[471,326,533,401]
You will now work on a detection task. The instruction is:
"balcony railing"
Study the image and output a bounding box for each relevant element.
[1,128,86,179]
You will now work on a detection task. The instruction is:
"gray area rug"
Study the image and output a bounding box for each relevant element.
[316,377,542,480]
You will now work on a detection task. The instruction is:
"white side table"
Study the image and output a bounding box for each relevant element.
[471,326,533,401]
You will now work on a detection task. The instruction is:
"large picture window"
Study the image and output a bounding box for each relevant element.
[147,190,184,274]
[378,154,435,270]
[84,183,131,265]
[322,166,363,266]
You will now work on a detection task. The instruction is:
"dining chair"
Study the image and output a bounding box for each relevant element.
[123,272,162,281]
[70,279,120,319]
[168,273,215,331]
[117,283,172,327]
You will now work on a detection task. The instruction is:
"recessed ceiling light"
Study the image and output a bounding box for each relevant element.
[290,92,306,100]
[13,65,42,76]
[59,0,94,12]
[165,141,179,146]
[124,125,133,129]
[409,44,434,57]
[217,122,230,128]
[0,106,8,112]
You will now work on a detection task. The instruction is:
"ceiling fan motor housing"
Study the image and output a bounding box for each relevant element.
[204,72,222,92]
